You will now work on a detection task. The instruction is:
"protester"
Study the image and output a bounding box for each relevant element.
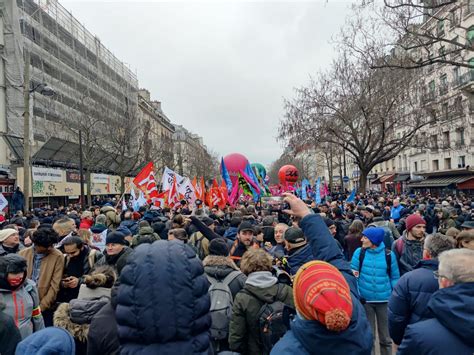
[57,236,103,302]
[0,254,44,339]
[388,233,455,346]
[94,231,132,275]
[19,227,64,326]
[99,204,121,231]
[392,214,426,275]
[229,248,294,355]
[115,240,211,353]
[189,216,215,259]
[0,228,22,255]
[344,220,364,261]
[390,198,404,223]
[456,230,474,250]
[351,227,400,355]
[398,249,474,354]
[229,221,259,266]
[130,220,160,248]
[282,226,313,275]
[0,304,22,355]
[118,210,139,235]
[203,238,246,353]
[269,223,288,257]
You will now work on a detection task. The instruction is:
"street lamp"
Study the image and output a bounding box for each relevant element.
[23,50,56,212]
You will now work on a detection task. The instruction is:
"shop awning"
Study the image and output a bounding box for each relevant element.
[380,174,396,183]
[409,175,474,188]
[393,174,410,182]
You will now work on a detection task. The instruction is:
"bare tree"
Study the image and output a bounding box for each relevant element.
[345,0,474,70]
[267,151,312,185]
[279,48,434,192]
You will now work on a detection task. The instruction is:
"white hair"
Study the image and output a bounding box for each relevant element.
[438,249,474,283]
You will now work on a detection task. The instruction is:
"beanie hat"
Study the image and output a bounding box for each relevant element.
[106,231,127,245]
[208,238,229,256]
[362,227,384,246]
[324,219,336,228]
[116,226,132,237]
[284,227,306,246]
[406,214,426,232]
[293,260,353,332]
[0,228,18,242]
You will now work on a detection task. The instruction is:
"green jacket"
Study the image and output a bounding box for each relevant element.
[229,275,294,355]
[131,226,160,248]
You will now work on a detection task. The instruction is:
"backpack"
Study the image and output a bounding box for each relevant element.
[358,247,393,278]
[207,271,241,340]
[190,233,208,260]
[244,284,288,354]
[394,237,405,257]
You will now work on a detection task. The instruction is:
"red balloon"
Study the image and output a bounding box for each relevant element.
[223,153,249,186]
[278,165,299,185]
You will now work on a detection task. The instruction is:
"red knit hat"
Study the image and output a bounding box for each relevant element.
[405,214,426,232]
[293,260,353,332]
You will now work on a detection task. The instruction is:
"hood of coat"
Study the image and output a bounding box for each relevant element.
[16,327,75,355]
[223,227,238,240]
[289,295,373,354]
[428,282,474,346]
[203,255,239,280]
[53,303,89,341]
[138,226,156,236]
[243,271,280,303]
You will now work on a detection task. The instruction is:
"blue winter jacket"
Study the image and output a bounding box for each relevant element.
[223,227,238,241]
[285,243,314,276]
[115,240,211,354]
[398,282,474,355]
[390,205,404,222]
[351,243,400,302]
[16,327,75,355]
[388,259,439,345]
[272,214,372,355]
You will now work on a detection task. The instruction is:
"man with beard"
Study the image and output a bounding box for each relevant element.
[392,214,426,276]
[57,236,104,302]
[229,221,258,267]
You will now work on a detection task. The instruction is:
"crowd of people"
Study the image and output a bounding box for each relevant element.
[0,191,473,355]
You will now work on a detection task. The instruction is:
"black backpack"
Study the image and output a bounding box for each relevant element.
[243,284,288,354]
[358,247,392,278]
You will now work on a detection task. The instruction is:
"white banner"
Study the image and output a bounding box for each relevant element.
[92,173,109,184]
[0,193,8,211]
[177,177,196,205]
[32,167,63,182]
[161,167,184,191]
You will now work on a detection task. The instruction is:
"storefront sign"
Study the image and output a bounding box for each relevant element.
[32,167,63,182]
[92,173,109,184]
[66,171,82,183]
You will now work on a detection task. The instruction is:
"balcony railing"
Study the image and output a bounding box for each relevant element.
[452,71,474,88]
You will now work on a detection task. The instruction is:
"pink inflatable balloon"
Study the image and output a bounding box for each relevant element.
[223,153,249,185]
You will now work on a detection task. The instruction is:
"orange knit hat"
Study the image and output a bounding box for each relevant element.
[293,260,353,332]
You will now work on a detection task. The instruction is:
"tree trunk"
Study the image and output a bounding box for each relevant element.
[359,170,369,194]
[86,170,92,206]
[120,172,126,195]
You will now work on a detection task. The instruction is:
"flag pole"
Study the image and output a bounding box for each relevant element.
[115,185,131,209]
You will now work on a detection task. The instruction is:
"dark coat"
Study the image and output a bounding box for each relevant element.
[398,282,474,355]
[272,214,372,355]
[229,280,294,355]
[115,240,211,354]
[391,233,424,276]
[285,243,314,276]
[87,302,119,355]
[119,219,139,236]
[388,259,439,345]
[0,309,22,355]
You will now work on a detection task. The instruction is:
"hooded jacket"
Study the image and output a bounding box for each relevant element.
[388,259,439,345]
[398,282,474,354]
[100,206,121,231]
[272,214,373,355]
[391,232,424,276]
[115,240,211,354]
[228,271,294,355]
[119,219,139,236]
[130,226,160,248]
[351,243,400,302]
[15,326,76,355]
[203,255,246,298]
[223,227,238,241]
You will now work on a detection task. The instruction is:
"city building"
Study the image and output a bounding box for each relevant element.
[371,1,474,194]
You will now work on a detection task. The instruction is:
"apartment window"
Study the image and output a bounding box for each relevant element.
[445,158,452,170]
[458,156,466,168]
[450,9,460,27]
[437,19,445,36]
[454,96,463,114]
[429,80,436,94]
[468,26,474,48]
[457,128,465,146]
[414,161,418,172]
[439,46,446,62]
[442,102,449,119]
[443,131,450,148]
[420,160,426,171]
[440,74,448,95]
[398,156,402,170]
[453,66,460,84]
[432,159,439,170]
[431,134,438,150]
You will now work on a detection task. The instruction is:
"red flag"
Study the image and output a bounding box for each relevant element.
[167,176,180,209]
[200,177,206,200]
[133,162,159,201]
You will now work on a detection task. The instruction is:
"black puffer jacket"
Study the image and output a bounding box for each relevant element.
[116,240,211,354]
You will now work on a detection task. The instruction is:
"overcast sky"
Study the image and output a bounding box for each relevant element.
[61,0,353,167]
